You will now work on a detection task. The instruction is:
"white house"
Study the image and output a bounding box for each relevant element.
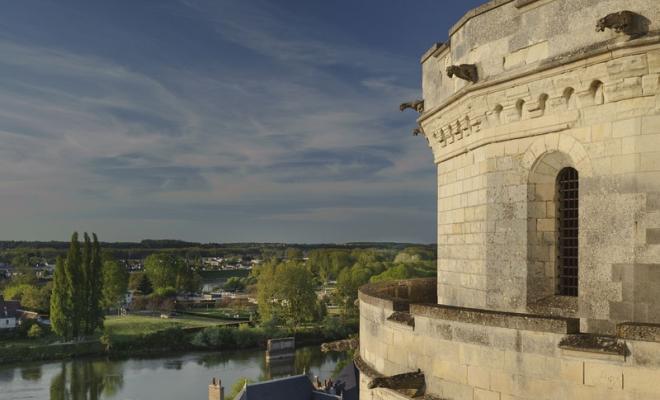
[0,295,19,330]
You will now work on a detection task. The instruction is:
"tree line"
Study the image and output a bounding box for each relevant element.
[253,246,436,326]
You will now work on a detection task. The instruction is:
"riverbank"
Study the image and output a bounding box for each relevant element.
[0,315,358,364]
[0,345,348,400]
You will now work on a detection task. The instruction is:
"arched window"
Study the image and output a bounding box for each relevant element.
[556,167,579,296]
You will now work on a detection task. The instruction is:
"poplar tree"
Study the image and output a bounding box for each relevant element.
[86,234,104,334]
[81,233,92,335]
[64,232,83,338]
[50,256,72,340]
[51,232,106,339]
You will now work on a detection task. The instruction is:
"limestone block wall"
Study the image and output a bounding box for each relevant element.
[422,0,660,110]
[359,284,660,400]
[421,39,660,332]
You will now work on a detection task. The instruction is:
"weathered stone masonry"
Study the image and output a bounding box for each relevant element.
[359,0,660,399]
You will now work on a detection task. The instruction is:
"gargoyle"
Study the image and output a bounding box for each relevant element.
[400,100,424,113]
[446,64,478,83]
[368,369,425,390]
[412,126,423,136]
[596,11,637,34]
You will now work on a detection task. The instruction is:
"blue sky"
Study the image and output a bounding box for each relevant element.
[0,0,485,243]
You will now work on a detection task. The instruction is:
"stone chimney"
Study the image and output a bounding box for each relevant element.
[209,377,224,400]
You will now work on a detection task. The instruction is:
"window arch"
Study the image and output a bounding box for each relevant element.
[556,167,579,296]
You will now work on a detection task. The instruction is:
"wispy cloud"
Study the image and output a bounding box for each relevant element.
[0,0,438,243]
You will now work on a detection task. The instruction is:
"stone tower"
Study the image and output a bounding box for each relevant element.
[358,0,660,399]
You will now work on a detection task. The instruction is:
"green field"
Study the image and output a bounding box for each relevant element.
[188,308,252,320]
[104,314,227,336]
[199,269,250,281]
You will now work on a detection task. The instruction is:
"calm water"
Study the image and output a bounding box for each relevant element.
[0,346,348,400]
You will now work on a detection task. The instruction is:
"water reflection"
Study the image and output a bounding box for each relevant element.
[49,361,124,400]
[20,365,42,381]
[0,346,347,400]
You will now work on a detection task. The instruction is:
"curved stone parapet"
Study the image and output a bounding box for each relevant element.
[359,278,660,400]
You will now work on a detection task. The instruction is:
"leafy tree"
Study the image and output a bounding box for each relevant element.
[370,264,413,283]
[284,247,303,260]
[11,252,37,285]
[224,277,246,292]
[336,265,372,314]
[257,261,318,329]
[136,273,153,295]
[102,258,129,309]
[144,252,200,293]
[128,272,145,291]
[51,256,72,339]
[5,282,52,312]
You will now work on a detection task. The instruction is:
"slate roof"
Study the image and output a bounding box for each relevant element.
[332,362,359,400]
[0,295,19,318]
[234,374,342,400]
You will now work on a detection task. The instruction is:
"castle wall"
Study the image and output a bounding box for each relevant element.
[423,0,660,110]
[358,0,660,398]
[424,41,660,332]
[359,283,660,400]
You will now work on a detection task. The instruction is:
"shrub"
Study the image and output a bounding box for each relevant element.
[191,327,235,349]
[27,324,43,339]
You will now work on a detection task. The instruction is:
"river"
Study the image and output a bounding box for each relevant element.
[0,346,349,400]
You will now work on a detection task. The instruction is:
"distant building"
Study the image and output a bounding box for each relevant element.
[0,295,19,330]
[208,363,358,400]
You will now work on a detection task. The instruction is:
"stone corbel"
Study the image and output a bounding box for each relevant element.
[502,103,521,123]
[453,120,463,140]
[461,116,471,137]
[468,113,484,132]
[526,99,545,118]
[444,126,455,144]
[446,64,478,83]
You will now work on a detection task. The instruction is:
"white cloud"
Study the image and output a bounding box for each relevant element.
[0,1,435,242]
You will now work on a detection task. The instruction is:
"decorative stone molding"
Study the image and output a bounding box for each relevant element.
[521,134,594,178]
[446,64,478,83]
[514,0,541,9]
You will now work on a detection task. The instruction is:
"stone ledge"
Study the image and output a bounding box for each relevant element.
[358,278,437,312]
[386,311,415,329]
[617,322,660,342]
[514,0,540,8]
[420,42,448,64]
[354,354,383,379]
[527,295,578,318]
[410,303,580,334]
